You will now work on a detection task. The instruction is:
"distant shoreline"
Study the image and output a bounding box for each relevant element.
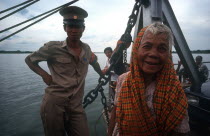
[0,50,105,54]
[172,50,210,54]
[0,50,210,54]
[0,50,33,54]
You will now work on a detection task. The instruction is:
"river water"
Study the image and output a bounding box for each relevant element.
[0,53,209,136]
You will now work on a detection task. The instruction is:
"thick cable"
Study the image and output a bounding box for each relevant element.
[0,0,40,21]
[0,0,35,14]
[0,0,78,33]
[0,0,78,42]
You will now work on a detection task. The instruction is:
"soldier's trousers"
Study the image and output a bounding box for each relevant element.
[40,93,89,136]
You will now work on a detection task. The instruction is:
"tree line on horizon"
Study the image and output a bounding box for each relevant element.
[172,50,210,54]
[0,50,210,54]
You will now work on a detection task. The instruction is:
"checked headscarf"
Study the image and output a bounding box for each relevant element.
[115,26,188,136]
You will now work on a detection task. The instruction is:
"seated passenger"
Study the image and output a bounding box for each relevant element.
[195,55,209,82]
[176,56,209,83]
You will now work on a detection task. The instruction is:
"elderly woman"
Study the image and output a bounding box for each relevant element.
[108,23,190,136]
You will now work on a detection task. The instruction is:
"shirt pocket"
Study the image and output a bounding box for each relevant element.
[54,57,75,74]
[56,57,71,64]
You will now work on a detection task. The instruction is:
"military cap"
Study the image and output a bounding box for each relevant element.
[59,6,88,26]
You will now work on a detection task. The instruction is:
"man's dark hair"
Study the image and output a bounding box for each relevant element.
[104,47,113,53]
[196,55,202,61]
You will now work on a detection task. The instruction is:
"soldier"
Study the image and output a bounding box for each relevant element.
[25,6,103,136]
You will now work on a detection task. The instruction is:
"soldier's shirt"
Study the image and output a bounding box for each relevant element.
[28,38,96,98]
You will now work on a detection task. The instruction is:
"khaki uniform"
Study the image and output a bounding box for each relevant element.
[28,39,95,136]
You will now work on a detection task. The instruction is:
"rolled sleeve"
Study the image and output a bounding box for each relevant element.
[89,52,97,65]
[29,44,51,63]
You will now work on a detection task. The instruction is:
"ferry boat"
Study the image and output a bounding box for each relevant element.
[1,0,209,135]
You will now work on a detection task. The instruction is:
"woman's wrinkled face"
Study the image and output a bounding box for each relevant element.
[137,31,170,76]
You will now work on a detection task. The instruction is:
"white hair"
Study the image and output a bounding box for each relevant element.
[143,22,174,52]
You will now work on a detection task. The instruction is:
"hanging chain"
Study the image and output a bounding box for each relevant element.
[123,50,127,64]
[121,0,142,64]
[83,0,149,126]
[98,88,110,125]
[121,0,149,64]
[83,74,110,109]
[124,0,142,35]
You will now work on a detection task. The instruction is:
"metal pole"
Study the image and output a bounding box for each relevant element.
[162,0,201,92]
[134,0,202,92]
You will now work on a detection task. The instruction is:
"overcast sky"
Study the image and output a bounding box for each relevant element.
[0,0,209,52]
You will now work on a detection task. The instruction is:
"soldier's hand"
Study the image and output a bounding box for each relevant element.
[117,40,131,48]
[114,40,131,53]
[102,68,108,75]
[41,73,52,85]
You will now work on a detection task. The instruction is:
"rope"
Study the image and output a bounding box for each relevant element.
[82,0,146,127]
[0,0,77,33]
[0,0,35,14]
[0,0,78,42]
[94,108,107,136]
[0,0,40,21]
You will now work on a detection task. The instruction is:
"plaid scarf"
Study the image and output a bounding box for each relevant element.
[116,27,188,136]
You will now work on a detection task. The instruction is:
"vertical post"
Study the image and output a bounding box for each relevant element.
[134,0,162,36]
[162,0,201,92]
[134,0,202,92]
[151,0,162,21]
